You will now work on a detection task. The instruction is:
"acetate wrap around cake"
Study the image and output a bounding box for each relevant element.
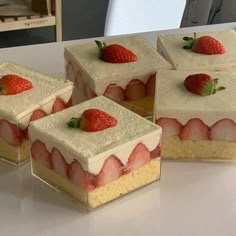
[0,62,73,165]
[64,35,172,118]
[29,96,162,210]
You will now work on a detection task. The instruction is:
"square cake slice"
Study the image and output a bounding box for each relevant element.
[64,34,172,118]
[157,30,236,71]
[154,69,236,160]
[29,96,161,210]
[0,62,73,165]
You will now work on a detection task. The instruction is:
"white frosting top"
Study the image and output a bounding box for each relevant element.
[0,62,73,123]
[154,70,236,126]
[30,96,161,168]
[157,30,236,71]
[65,35,172,82]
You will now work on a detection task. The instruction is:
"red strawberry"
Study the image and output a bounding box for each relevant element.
[125,143,151,174]
[146,74,156,96]
[125,79,146,101]
[156,118,182,138]
[0,119,22,145]
[103,84,125,102]
[210,119,236,141]
[23,109,47,139]
[67,108,117,132]
[96,155,123,187]
[184,73,225,96]
[183,33,225,55]
[30,109,47,121]
[180,118,209,140]
[150,143,161,158]
[51,148,69,177]
[52,98,66,113]
[95,40,137,63]
[69,160,96,191]
[65,97,73,108]
[0,74,33,95]
[31,140,52,169]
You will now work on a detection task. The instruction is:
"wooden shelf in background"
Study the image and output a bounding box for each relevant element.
[0,0,62,42]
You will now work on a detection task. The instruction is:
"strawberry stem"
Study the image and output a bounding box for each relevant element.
[202,79,225,96]
[95,40,106,59]
[67,117,81,128]
[183,32,197,50]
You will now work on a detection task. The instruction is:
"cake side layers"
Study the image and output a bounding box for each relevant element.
[29,96,162,169]
[32,158,160,210]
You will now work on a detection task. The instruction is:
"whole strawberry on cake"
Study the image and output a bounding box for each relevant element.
[154,69,236,160]
[64,35,172,118]
[30,96,161,210]
[0,62,73,165]
[157,30,236,71]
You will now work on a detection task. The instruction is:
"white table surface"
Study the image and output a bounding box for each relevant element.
[1,23,236,236]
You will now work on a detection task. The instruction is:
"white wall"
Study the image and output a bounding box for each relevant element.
[105,0,186,36]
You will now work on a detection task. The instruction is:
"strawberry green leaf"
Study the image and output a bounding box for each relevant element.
[67,117,81,128]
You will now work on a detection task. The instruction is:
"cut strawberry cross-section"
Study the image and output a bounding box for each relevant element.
[31,140,53,169]
[156,118,182,138]
[103,84,125,103]
[180,118,210,141]
[96,155,124,187]
[125,79,146,101]
[210,119,236,142]
[52,98,66,113]
[69,160,96,191]
[0,119,22,145]
[51,148,69,177]
[125,143,151,174]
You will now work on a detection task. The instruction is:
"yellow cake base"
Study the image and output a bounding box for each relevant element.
[32,158,160,210]
[0,138,29,165]
[162,136,236,160]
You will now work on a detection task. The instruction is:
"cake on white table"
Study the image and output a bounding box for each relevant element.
[154,69,236,160]
[64,35,172,117]
[30,96,162,210]
[0,62,73,165]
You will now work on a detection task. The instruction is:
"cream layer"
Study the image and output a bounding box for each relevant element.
[29,96,162,174]
[154,70,236,126]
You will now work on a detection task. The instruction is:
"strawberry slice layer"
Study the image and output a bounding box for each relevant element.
[180,118,209,141]
[0,119,22,145]
[96,155,124,187]
[103,84,125,102]
[69,160,96,191]
[51,148,69,177]
[156,118,182,138]
[125,143,151,174]
[23,109,47,139]
[31,140,52,169]
[52,98,66,113]
[65,97,73,108]
[210,119,236,142]
[125,79,146,101]
[150,143,161,159]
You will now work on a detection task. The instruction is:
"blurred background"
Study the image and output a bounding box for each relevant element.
[0,0,186,48]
